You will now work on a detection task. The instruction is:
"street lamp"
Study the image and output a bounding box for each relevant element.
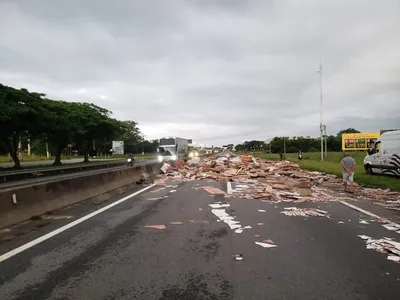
[141,134,145,155]
[318,59,325,161]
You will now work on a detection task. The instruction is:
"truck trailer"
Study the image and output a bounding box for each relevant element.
[157,137,189,162]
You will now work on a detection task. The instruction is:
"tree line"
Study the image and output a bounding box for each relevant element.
[235,128,361,153]
[0,84,158,168]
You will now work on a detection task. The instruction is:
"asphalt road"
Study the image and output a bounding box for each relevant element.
[0,159,156,190]
[0,180,399,299]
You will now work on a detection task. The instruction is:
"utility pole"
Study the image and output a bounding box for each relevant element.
[27,131,31,156]
[46,142,50,158]
[283,137,286,157]
[141,134,145,155]
[319,59,324,161]
[324,125,328,157]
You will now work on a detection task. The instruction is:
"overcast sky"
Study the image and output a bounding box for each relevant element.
[1,0,399,146]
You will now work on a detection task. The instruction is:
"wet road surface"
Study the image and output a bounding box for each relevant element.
[0,180,399,299]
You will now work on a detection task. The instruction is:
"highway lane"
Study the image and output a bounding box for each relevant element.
[0,159,156,190]
[0,180,399,299]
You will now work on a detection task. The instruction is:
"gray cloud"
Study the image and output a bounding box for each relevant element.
[1,0,399,146]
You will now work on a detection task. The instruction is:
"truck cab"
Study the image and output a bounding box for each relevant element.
[364,130,400,176]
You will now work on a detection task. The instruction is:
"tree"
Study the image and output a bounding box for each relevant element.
[0,84,45,168]
[337,128,360,139]
[116,120,142,154]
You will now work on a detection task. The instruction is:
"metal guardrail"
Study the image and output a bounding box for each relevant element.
[0,159,127,183]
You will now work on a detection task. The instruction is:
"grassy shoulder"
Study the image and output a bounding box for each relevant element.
[248,152,400,192]
[0,153,157,163]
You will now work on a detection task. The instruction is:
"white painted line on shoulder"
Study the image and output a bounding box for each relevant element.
[0,184,156,263]
[340,200,400,227]
[227,182,233,194]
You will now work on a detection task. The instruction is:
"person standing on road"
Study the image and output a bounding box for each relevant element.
[341,152,356,192]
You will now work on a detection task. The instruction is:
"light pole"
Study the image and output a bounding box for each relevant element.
[319,59,324,161]
[141,134,145,155]
[283,137,286,157]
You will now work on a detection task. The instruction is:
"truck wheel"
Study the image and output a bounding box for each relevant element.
[365,165,374,175]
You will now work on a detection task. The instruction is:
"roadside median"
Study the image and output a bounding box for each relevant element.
[0,162,161,229]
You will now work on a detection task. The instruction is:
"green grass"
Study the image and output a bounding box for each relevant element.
[0,155,76,163]
[249,152,400,192]
[0,153,157,163]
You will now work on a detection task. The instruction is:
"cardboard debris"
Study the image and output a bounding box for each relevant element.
[144,225,166,230]
[382,223,400,232]
[281,207,330,217]
[147,197,164,201]
[232,253,244,261]
[263,239,275,244]
[201,186,226,195]
[170,222,184,225]
[153,178,166,185]
[189,220,210,224]
[359,220,370,225]
[209,203,230,209]
[358,235,400,263]
[156,152,400,217]
[161,163,170,174]
[255,241,277,248]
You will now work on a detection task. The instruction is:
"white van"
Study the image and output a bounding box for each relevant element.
[364,130,400,176]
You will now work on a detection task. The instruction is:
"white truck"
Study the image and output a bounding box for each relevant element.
[364,130,400,176]
[157,137,189,162]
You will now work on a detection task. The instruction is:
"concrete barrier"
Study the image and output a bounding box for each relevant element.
[0,162,161,229]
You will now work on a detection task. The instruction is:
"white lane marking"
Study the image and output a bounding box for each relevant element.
[0,184,155,263]
[227,182,233,194]
[340,200,400,227]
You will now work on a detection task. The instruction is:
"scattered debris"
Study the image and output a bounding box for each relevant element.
[201,186,226,195]
[338,221,345,224]
[153,178,166,185]
[257,223,264,226]
[281,207,329,218]
[232,253,244,261]
[144,225,166,230]
[255,241,277,248]
[382,223,400,233]
[254,234,260,237]
[12,193,17,204]
[209,203,230,209]
[170,222,184,225]
[358,235,400,263]
[263,239,275,244]
[257,209,266,213]
[169,190,177,193]
[147,197,164,201]
[189,220,210,224]
[157,153,400,218]
[160,163,170,174]
[359,220,370,225]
